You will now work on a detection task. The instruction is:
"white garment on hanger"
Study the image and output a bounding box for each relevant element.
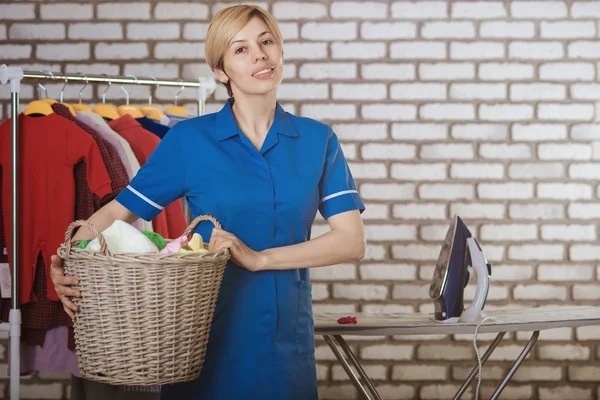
[75,112,153,233]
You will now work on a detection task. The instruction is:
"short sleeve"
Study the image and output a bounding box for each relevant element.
[115,127,186,222]
[318,127,365,220]
[67,125,113,199]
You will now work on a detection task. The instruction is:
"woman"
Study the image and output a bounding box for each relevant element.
[51,5,366,399]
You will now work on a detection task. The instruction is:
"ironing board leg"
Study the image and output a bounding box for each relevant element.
[333,335,383,400]
[489,331,539,400]
[323,335,376,400]
[453,332,506,400]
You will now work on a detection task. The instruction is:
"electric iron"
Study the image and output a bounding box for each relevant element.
[429,215,492,323]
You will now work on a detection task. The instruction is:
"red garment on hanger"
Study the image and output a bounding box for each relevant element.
[109,115,187,238]
[0,113,112,304]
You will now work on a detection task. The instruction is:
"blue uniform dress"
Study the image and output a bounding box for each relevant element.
[115,99,365,399]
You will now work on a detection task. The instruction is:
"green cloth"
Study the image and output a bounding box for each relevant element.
[76,231,166,251]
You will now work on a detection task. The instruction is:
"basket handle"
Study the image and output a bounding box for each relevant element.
[64,219,112,256]
[182,214,222,238]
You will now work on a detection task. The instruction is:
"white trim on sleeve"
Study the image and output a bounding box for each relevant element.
[126,185,164,211]
[319,189,358,204]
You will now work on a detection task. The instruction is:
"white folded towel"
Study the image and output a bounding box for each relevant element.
[86,220,159,254]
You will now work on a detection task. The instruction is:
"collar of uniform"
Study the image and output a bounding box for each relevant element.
[108,114,143,131]
[215,98,298,141]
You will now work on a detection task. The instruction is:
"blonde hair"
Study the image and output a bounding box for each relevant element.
[205,5,283,97]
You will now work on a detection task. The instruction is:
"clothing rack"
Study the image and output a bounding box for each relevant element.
[0,64,217,400]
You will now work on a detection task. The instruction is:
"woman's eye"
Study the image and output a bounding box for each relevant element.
[235,47,245,53]
[262,39,272,45]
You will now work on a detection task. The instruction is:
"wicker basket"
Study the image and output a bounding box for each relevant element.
[57,215,229,386]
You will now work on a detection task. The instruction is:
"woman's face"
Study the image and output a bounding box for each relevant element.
[216,16,283,97]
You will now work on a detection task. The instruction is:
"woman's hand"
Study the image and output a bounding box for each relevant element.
[49,254,80,320]
[209,228,265,272]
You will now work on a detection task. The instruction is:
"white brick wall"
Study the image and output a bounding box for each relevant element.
[2,1,600,399]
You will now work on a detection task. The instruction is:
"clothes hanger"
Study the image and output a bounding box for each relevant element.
[164,81,189,116]
[23,80,54,116]
[117,75,144,118]
[72,72,92,113]
[58,78,77,116]
[40,70,58,105]
[92,75,120,121]
[141,76,168,121]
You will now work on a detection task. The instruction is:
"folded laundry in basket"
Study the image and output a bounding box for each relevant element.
[85,220,159,253]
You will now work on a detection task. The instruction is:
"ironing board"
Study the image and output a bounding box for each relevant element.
[315,306,600,400]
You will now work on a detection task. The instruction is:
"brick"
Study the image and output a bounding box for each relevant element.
[310,264,356,281]
[570,163,600,179]
[480,21,535,38]
[362,203,389,220]
[451,163,504,180]
[393,284,432,300]
[392,244,440,261]
[316,364,328,381]
[569,203,600,219]
[332,284,388,300]
[452,124,507,141]
[10,23,65,40]
[571,245,600,261]
[539,104,594,121]
[539,386,592,400]
[513,284,567,300]
[333,83,386,100]
[124,63,179,79]
[479,62,534,80]
[511,1,567,18]
[480,224,537,241]
[391,2,448,19]
[479,104,533,121]
[539,143,592,160]
[332,42,386,59]
[364,304,415,314]
[348,162,387,179]
[362,143,416,159]
[513,366,562,382]
[127,23,180,40]
[479,144,532,160]
[392,203,447,220]
[421,224,453,241]
[421,144,473,160]
[278,22,299,40]
[391,42,446,60]
[362,63,415,80]
[65,63,120,76]
[299,63,357,80]
[418,345,472,361]
[572,2,600,18]
[97,43,147,60]
[572,83,600,100]
[362,104,416,121]
[539,264,594,281]
[577,326,600,340]
[393,365,447,380]
[509,163,564,179]
[278,83,328,100]
[509,42,564,60]
[302,104,355,120]
[37,44,88,61]
[539,62,594,81]
[317,385,357,400]
[450,203,505,219]
[420,104,475,120]
[491,265,534,281]
[451,41,505,60]
[334,123,387,141]
[2,4,35,19]
[0,44,29,59]
[510,245,565,261]
[450,83,506,100]
[365,244,386,260]
[390,83,446,100]
[422,22,475,39]
[512,124,567,141]
[569,41,600,59]
[301,22,356,41]
[542,21,596,39]
[312,304,356,314]
[511,83,566,101]
[312,283,329,301]
[453,365,505,380]
[453,2,507,19]
[539,183,592,200]
[572,124,600,140]
[569,366,600,381]
[284,64,297,79]
[97,3,150,19]
[420,62,474,80]
[575,285,600,300]
[69,23,123,40]
[272,2,328,20]
[390,163,446,181]
[419,184,474,200]
[518,327,572,341]
[421,384,468,400]
[361,22,416,39]
[284,43,327,60]
[332,364,387,381]
[0,25,5,41]
[393,123,447,141]
[361,344,412,360]
[478,183,534,200]
[331,2,388,19]
[360,264,417,280]
[154,3,208,19]
[360,183,415,200]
